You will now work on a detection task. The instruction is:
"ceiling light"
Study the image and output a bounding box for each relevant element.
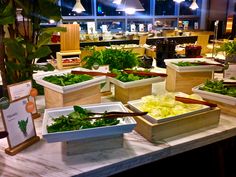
[72,0,85,13]
[173,0,185,3]
[189,0,199,10]
[113,0,122,4]
[116,0,145,14]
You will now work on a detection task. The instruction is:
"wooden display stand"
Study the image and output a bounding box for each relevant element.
[133,108,220,143]
[62,134,123,156]
[5,136,40,156]
[165,66,213,94]
[57,24,81,69]
[44,85,101,108]
[204,99,236,116]
[56,51,81,69]
[114,84,152,104]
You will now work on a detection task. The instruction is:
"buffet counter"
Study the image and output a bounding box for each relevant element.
[80,35,198,47]
[0,86,236,177]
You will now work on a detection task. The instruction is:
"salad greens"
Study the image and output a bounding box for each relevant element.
[82,49,140,70]
[200,80,236,97]
[172,61,200,67]
[47,106,120,133]
[139,93,204,120]
[43,74,93,86]
[112,69,152,82]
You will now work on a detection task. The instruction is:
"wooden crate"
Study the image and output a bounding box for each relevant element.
[44,85,101,108]
[134,108,220,143]
[165,66,213,94]
[62,134,123,156]
[204,99,236,116]
[56,51,81,70]
[114,84,152,104]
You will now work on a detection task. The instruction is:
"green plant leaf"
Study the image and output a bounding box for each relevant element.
[38,0,61,22]
[0,1,15,25]
[41,27,67,34]
[28,46,51,60]
[37,33,52,48]
[4,39,25,64]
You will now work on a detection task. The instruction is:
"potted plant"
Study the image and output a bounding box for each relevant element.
[0,0,66,96]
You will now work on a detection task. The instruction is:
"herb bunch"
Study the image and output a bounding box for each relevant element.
[47,106,120,133]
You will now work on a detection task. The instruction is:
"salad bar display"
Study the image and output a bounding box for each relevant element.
[128,93,220,142]
[108,69,166,103]
[33,70,106,108]
[165,58,224,72]
[43,73,93,86]
[193,80,236,115]
[164,58,222,94]
[128,93,211,124]
[42,102,137,143]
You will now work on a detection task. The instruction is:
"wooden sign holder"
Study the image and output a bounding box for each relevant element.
[7,80,41,119]
[1,97,40,156]
[57,24,81,69]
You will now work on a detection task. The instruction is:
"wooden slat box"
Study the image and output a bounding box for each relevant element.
[114,84,152,104]
[205,99,236,116]
[133,108,220,143]
[165,66,213,94]
[109,76,165,104]
[192,84,236,116]
[164,58,223,94]
[44,85,101,108]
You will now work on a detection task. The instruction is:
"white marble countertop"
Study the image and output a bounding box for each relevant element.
[1,78,236,177]
[1,104,236,177]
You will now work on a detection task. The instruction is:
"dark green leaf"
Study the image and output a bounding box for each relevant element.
[28,46,51,60]
[4,39,25,63]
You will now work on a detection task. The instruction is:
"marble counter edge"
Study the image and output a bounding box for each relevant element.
[72,116,236,177]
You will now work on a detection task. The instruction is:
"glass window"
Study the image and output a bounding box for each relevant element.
[126,0,150,16]
[138,0,151,15]
[155,0,175,16]
[61,0,92,16]
[180,0,198,15]
[96,0,124,16]
[97,20,125,33]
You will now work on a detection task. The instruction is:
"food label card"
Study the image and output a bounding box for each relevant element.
[2,97,36,148]
[7,80,37,114]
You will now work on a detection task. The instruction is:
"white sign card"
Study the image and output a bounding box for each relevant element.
[139,24,144,32]
[147,24,153,31]
[130,24,136,32]
[7,80,32,101]
[1,97,36,148]
[7,80,37,114]
[87,22,96,34]
[101,25,108,33]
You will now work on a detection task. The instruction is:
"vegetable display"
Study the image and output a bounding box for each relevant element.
[82,49,140,70]
[172,61,201,67]
[43,74,93,86]
[199,80,236,97]
[137,93,204,120]
[47,106,120,133]
[112,69,153,82]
